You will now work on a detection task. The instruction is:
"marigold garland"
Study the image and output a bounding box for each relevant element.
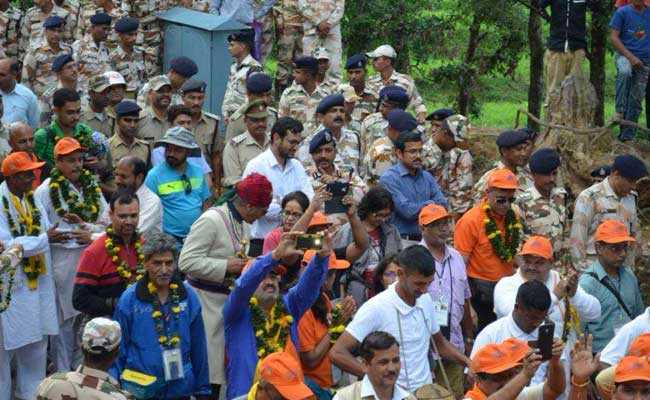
[0,256,16,313]
[149,281,182,348]
[249,296,293,358]
[105,227,145,285]
[328,303,347,343]
[483,203,522,262]
[49,168,102,222]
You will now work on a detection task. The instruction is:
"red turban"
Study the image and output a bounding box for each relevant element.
[236,173,273,207]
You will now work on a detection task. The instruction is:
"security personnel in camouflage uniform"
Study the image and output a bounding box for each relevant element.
[225,72,277,141]
[298,0,343,76]
[75,0,126,50]
[273,0,303,94]
[426,107,454,140]
[20,0,72,50]
[222,30,263,122]
[570,154,646,269]
[366,44,428,123]
[121,0,166,72]
[297,93,360,172]
[137,56,198,108]
[72,12,112,91]
[40,54,87,125]
[54,0,79,34]
[515,148,567,258]
[81,74,116,137]
[0,0,23,59]
[359,85,409,162]
[22,16,72,98]
[111,17,157,98]
[364,109,416,183]
[279,55,334,137]
[312,46,340,91]
[341,53,377,127]
[338,83,362,136]
[37,317,133,400]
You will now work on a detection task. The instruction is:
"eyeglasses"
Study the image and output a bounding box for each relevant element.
[495,197,516,205]
[604,243,629,253]
[181,174,192,195]
[383,271,397,279]
[282,210,303,219]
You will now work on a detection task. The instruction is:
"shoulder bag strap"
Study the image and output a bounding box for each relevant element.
[586,272,633,319]
[418,307,453,394]
[214,206,241,253]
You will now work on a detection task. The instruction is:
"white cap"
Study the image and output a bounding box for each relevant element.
[102,71,126,86]
[366,44,397,59]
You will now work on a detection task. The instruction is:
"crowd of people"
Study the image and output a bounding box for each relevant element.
[0,0,649,399]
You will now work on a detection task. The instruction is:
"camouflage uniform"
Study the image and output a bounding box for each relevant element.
[121,0,166,71]
[0,5,23,59]
[40,83,88,125]
[364,136,395,183]
[350,89,377,125]
[472,161,535,204]
[56,0,79,33]
[37,366,133,399]
[225,102,277,141]
[253,0,274,60]
[110,45,158,97]
[278,81,333,136]
[75,4,126,50]
[569,177,641,269]
[22,42,72,98]
[515,185,567,257]
[298,0,343,75]
[305,164,367,203]
[297,124,361,172]
[358,111,387,162]
[426,143,474,216]
[20,4,72,50]
[190,0,211,11]
[273,0,303,86]
[222,54,263,121]
[366,71,427,116]
[72,36,111,91]
[222,131,270,186]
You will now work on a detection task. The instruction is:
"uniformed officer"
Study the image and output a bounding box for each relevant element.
[341,53,377,126]
[20,0,72,50]
[366,44,427,123]
[121,0,167,71]
[298,0,343,76]
[359,85,409,161]
[225,72,277,141]
[40,53,85,125]
[338,83,362,136]
[109,100,150,164]
[312,46,340,91]
[81,74,115,137]
[570,154,647,269]
[426,107,455,139]
[111,17,157,98]
[37,318,133,400]
[22,15,72,98]
[137,56,198,108]
[75,0,126,50]
[102,70,128,127]
[273,0,303,96]
[222,99,271,187]
[54,0,78,36]
[138,74,172,142]
[72,12,112,91]
[590,164,611,183]
[222,30,263,122]
[0,0,23,59]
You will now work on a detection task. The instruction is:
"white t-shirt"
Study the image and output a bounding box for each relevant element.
[600,307,650,365]
[462,383,544,400]
[346,283,440,392]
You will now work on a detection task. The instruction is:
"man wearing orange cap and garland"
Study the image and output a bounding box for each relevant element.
[596,333,650,400]
[179,173,274,398]
[454,168,523,330]
[0,152,62,399]
[35,137,108,372]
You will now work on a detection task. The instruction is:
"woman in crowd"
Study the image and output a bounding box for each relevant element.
[371,254,399,297]
[263,191,311,253]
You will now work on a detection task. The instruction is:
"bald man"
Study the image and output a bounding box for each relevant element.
[8,121,47,186]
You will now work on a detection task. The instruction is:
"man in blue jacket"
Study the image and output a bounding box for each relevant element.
[223,230,333,399]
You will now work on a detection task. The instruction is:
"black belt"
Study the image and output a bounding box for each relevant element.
[400,233,422,241]
[187,277,231,295]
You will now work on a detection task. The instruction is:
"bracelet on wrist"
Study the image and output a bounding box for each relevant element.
[571,376,590,387]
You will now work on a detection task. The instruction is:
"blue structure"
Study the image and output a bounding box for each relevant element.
[158,7,250,115]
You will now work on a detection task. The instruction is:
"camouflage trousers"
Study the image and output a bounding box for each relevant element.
[544,49,586,123]
[275,24,303,86]
[303,23,342,77]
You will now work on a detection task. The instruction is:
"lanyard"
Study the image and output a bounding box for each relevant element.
[434,255,453,309]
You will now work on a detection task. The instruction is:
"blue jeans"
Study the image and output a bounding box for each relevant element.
[615,54,650,140]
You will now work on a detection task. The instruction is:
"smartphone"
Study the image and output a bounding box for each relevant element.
[296,234,323,250]
[537,321,555,361]
[326,181,350,197]
[324,181,350,214]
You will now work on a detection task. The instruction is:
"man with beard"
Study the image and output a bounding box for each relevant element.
[179,173,273,399]
[223,228,334,399]
[242,117,314,242]
[8,122,46,188]
[72,190,141,319]
[35,137,108,372]
[145,126,211,245]
[225,72,277,142]
[80,73,120,137]
[297,93,360,172]
[137,56,198,108]
[223,100,271,187]
[40,54,85,125]
[138,75,172,143]
[113,156,161,232]
[108,100,149,164]
[341,54,377,128]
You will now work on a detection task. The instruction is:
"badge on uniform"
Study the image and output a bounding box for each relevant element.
[162,348,184,381]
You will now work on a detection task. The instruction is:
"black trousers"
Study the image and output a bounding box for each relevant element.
[469,278,497,332]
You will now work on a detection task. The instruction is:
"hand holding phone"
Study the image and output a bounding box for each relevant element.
[537,321,555,361]
[295,234,323,250]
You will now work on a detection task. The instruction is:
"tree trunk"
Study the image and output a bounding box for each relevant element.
[458,14,481,115]
[392,0,410,72]
[528,8,544,129]
[590,0,609,126]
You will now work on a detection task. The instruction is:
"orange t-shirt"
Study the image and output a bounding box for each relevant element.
[297,306,333,388]
[454,200,515,282]
[464,385,488,400]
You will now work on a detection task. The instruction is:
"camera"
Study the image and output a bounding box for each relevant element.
[296,234,323,250]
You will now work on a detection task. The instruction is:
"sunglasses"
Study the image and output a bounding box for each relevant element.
[181,174,192,195]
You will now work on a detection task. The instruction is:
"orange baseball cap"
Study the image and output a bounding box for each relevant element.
[302,250,350,270]
[615,356,650,383]
[1,152,45,177]
[419,204,450,226]
[594,220,636,244]
[308,212,331,228]
[628,334,650,357]
[471,338,530,374]
[54,137,83,157]
[259,352,313,400]
[487,169,518,190]
[519,236,553,260]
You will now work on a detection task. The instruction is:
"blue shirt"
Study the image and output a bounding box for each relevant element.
[151,146,212,174]
[579,260,645,352]
[379,162,448,237]
[610,5,650,63]
[1,83,40,129]
[223,252,329,399]
[145,161,210,239]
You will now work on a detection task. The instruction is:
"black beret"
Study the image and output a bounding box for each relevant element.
[426,108,455,121]
[293,56,319,74]
[529,148,561,174]
[227,29,255,47]
[115,17,139,33]
[180,78,207,94]
[316,94,345,114]
[246,72,272,93]
[90,12,111,25]
[612,154,648,180]
[309,128,336,154]
[43,15,65,29]
[496,129,529,148]
[115,100,141,117]
[590,165,612,179]
[387,110,417,132]
[52,53,74,72]
[379,85,409,109]
[345,54,367,70]
[170,56,198,78]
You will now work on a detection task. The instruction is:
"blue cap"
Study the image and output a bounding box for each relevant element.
[345,54,367,70]
[115,100,141,117]
[379,85,409,109]
[529,148,561,174]
[52,53,74,72]
[43,15,65,29]
[518,127,538,141]
[180,78,206,94]
[316,94,345,114]
[90,12,111,25]
[426,108,455,121]
[590,165,611,179]
[293,56,319,74]
[246,72,272,94]
[496,129,529,148]
[387,110,417,132]
[114,17,139,33]
[309,128,336,154]
[170,56,198,78]
[612,154,648,181]
[227,29,254,48]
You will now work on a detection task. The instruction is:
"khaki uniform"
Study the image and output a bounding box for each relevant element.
[137,107,170,142]
[225,102,277,142]
[366,70,427,116]
[22,42,72,98]
[37,365,132,400]
[426,143,474,216]
[570,177,641,269]
[121,0,166,71]
[72,36,111,91]
[108,133,151,164]
[222,54,263,121]
[110,45,158,96]
[273,0,303,86]
[222,131,270,187]
[20,5,72,50]
[298,0,343,75]
[0,5,23,59]
[297,125,361,173]
[278,81,334,136]
[358,112,387,162]
[40,84,88,125]
[75,4,126,50]
[80,107,116,138]
[472,161,535,204]
[193,111,221,159]
[137,75,183,109]
[515,185,567,258]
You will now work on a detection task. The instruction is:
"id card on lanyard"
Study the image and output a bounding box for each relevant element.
[432,257,452,328]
